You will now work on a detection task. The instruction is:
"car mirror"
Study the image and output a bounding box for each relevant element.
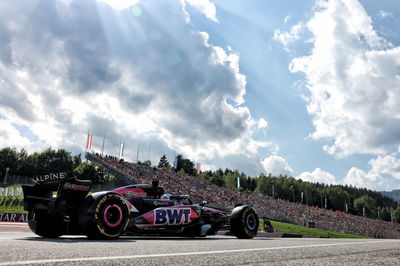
[200,200,208,206]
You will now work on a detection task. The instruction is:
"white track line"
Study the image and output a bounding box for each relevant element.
[0,240,399,265]
[0,223,28,227]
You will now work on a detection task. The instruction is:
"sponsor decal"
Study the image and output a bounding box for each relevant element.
[153,200,171,206]
[114,187,147,197]
[133,191,147,197]
[31,172,67,183]
[63,182,90,191]
[154,208,191,225]
[133,217,146,224]
[124,191,135,198]
[0,187,23,197]
[203,207,222,213]
[0,213,28,222]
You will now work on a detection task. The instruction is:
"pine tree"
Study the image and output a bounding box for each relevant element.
[157,155,171,169]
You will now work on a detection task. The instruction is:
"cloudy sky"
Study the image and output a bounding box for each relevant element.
[1,0,400,191]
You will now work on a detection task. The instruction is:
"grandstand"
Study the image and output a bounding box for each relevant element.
[85,152,136,185]
[86,152,400,239]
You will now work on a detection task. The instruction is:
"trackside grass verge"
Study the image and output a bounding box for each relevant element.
[0,185,26,214]
[266,220,369,238]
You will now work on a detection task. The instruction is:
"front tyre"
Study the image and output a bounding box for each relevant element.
[230,205,259,239]
[80,193,130,240]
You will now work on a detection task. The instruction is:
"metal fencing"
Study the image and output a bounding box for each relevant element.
[0,175,34,186]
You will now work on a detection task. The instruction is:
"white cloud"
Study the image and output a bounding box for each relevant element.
[0,120,33,149]
[184,0,218,22]
[273,22,305,51]
[343,167,387,190]
[369,154,400,180]
[288,0,399,157]
[99,0,139,10]
[284,15,291,25]
[257,118,268,129]
[378,10,393,18]
[297,168,337,185]
[342,154,400,191]
[0,0,269,174]
[261,155,294,176]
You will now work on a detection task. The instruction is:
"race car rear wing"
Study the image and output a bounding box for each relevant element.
[22,173,92,212]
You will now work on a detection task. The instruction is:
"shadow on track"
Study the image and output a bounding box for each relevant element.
[19,235,276,243]
[20,236,136,243]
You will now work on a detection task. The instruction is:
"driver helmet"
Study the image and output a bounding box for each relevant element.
[161,193,172,200]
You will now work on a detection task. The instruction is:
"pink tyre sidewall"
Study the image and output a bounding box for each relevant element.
[103,204,123,227]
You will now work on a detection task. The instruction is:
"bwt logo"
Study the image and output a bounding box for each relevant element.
[154,208,191,225]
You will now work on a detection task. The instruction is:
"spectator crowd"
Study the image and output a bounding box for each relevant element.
[92,153,400,239]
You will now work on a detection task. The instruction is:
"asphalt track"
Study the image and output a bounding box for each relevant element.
[1,224,400,265]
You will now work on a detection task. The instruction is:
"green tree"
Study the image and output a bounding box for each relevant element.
[74,162,104,184]
[19,152,37,177]
[137,160,151,167]
[73,154,82,169]
[256,174,270,195]
[174,155,195,175]
[380,207,391,221]
[157,155,171,169]
[224,171,238,190]
[198,170,213,182]
[210,176,224,187]
[327,186,350,211]
[245,177,257,192]
[0,147,19,176]
[33,148,75,175]
[181,158,195,175]
[354,195,377,217]
[143,160,152,167]
[394,206,400,223]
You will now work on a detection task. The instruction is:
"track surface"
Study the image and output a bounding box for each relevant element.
[0,225,399,265]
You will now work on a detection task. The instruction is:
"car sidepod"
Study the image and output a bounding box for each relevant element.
[131,206,200,229]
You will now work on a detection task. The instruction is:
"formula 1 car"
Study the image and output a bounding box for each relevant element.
[22,174,259,239]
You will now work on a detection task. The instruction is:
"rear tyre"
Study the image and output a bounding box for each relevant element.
[28,210,64,238]
[80,193,130,240]
[230,205,259,239]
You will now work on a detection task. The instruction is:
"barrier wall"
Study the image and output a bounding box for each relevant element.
[0,213,28,223]
[0,187,23,197]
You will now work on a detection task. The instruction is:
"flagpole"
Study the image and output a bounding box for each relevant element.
[119,142,125,159]
[119,139,125,160]
[118,139,121,159]
[136,143,140,163]
[148,141,151,162]
[101,131,106,156]
[85,129,90,151]
[85,129,92,163]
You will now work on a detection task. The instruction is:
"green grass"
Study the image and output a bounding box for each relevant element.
[267,220,369,238]
[0,197,26,213]
[0,185,26,214]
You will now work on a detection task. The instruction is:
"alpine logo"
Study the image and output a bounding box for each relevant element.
[154,208,191,225]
